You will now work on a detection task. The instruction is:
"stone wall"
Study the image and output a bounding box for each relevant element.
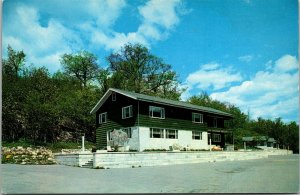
[93,149,292,169]
[55,152,93,167]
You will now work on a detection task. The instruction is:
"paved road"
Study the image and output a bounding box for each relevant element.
[1,154,299,193]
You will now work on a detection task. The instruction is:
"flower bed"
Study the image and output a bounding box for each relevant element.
[2,146,56,165]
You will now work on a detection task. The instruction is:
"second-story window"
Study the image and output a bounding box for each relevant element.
[122,105,133,119]
[149,106,165,119]
[112,93,116,101]
[192,113,203,123]
[213,118,218,128]
[99,112,107,124]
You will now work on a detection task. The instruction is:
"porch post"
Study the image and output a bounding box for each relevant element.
[82,136,85,152]
[209,137,212,151]
[244,141,246,151]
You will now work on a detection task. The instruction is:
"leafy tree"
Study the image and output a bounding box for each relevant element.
[2,45,26,79]
[60,51,100,87]
[107,43,182,100]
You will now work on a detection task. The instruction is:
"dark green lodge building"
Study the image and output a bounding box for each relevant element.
[90,88,233,151]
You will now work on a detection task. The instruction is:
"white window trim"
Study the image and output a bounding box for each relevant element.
[149,106,165,119]
[192,131,202,140]
[192,113,203,123]
[99,112,107,124]
[166,129,178,139]
[213,134,221,142]
[150,128,165,138]
[112,93,116,101]
[122,105,133,119]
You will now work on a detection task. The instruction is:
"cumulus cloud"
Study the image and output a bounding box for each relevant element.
[91,0,186,51]
[185,63,243,91]
[274,54,298,72]
[2,5,82,72]
[3,0,187,72]
[210,55,298,121]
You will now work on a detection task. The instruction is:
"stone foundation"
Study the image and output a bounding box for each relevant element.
[54,149,292,169]
[93,149,292,169]
[55,152,93,167]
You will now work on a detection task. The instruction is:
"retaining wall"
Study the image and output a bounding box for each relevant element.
[55,153,93,167]
[93,149,292,169]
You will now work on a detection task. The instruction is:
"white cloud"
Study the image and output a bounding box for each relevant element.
[91,0,186,51]
[238,55,253,63]
[2,5,80,72]
[210,55,298,121]
[138,0,181,29]
[274,54,298,72]
[87,0,126,27]
[186,63,243,91]
[3,0,188,72]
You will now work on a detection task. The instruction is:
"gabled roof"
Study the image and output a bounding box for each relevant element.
[90,88,233,118]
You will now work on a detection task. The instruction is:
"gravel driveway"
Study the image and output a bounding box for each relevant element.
[1,154,299,193]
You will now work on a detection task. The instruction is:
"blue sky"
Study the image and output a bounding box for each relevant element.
[2,0,299,122]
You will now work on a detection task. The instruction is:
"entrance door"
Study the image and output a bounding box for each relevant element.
[207,133,211,144]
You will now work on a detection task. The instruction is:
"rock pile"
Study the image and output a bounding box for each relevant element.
[2,146,56,165]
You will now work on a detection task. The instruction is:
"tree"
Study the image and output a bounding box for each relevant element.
[107,43,182,100]
[2,45,26,79]
[60,51,100,87]
[2,46,28,141]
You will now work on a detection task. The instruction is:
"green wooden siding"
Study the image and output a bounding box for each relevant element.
[95,93,226,149]
[138,101,210,131]
[96,93,138,149]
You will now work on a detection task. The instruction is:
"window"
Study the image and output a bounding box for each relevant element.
[122,128,132,138]
[213,118,218,128]
[99,112,107,124]
[112,93,116,101]
[166,129,178,139]
[107,130,113,141]
[192,131,202,140]
[213,134,221,142]
[122,105,133,119]
[149,106,165,119]
[150,128,164,138]
[192,113,203,123]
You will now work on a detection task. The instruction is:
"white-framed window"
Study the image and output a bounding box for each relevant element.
[166,129,178,139]
[149,106,165,119]
[107,130,113,141]
[150,128,164,138]
[99,112,107,124]
[192,113,203,123]
[112,93,116,101]
[122,128,132,138]
[213,118,218,128]
[192,131,202,140]
[213,134,221,142]
[122,105,133,119]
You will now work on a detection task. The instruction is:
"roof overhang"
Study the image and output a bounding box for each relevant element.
[90,88,234,119]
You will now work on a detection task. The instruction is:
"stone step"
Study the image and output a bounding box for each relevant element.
[81,159,93,168]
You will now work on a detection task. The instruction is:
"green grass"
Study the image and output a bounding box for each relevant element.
[2,138,96,153]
